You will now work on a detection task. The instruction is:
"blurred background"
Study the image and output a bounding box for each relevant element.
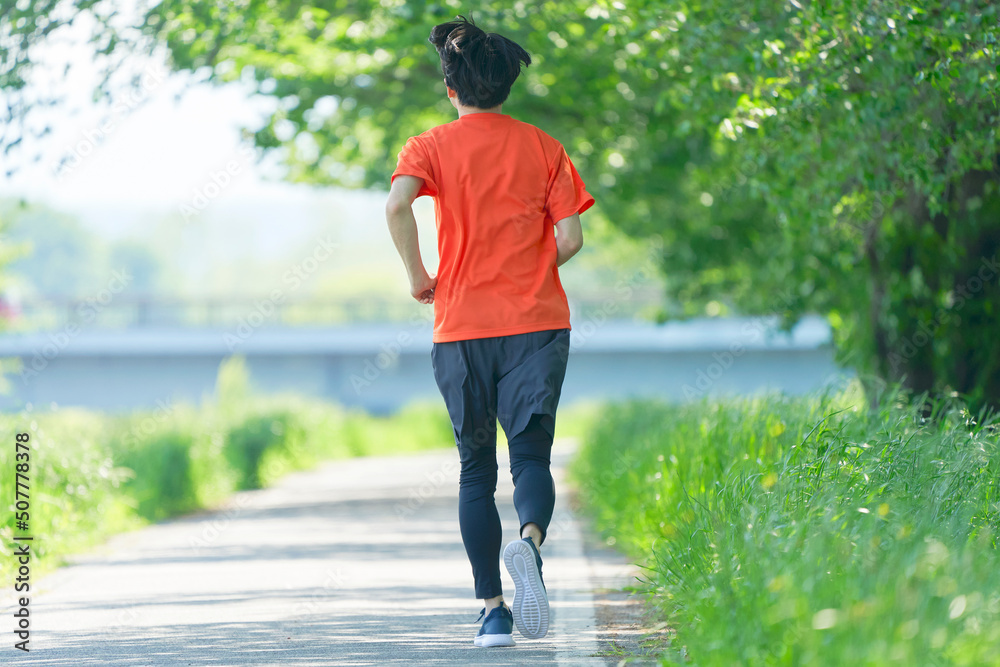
[0,1,862,417]
[3,2,1000,662]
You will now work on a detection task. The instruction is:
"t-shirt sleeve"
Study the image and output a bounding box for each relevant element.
[391,135,438,198]
[545,144,595,222]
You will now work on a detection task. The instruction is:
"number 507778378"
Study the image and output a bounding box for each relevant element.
[14,433,30,531]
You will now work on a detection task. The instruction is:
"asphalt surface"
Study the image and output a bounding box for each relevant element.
[5,440,635,666]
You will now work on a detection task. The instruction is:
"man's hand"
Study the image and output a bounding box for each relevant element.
[411,272,438,304]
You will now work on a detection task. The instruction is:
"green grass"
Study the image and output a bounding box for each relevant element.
[570,384,1000,665]
[0,357,455,582]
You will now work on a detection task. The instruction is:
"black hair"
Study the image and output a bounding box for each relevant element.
[428,15,531,109]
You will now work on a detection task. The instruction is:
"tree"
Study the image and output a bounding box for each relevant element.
[627,0,1000,410]
[4,0,999,409]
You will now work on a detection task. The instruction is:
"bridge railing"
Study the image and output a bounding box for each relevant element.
[2,291,667,331]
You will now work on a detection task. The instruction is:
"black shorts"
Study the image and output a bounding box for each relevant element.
[431,328,571,458]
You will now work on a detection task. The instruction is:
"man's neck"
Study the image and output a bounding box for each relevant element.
[456,104,503,118]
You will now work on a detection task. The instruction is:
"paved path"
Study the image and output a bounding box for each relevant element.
[6,440,635,665]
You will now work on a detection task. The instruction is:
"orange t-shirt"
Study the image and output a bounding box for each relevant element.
[390,112,595,343]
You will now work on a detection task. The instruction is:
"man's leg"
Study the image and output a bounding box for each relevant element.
[457,432,504,603]
[495,328,569,639]
[431,339,505,606]
[496,328,570,545]
[507,412,555,545]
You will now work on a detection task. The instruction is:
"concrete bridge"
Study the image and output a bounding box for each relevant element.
[0,311,847,414]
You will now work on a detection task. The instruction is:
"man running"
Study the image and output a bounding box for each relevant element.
[385,14,595,648]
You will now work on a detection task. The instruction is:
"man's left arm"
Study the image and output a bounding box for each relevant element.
[386,175,436,304]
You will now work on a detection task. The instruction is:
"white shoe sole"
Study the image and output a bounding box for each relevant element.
[504,540,549,639]
[474,632,515,647]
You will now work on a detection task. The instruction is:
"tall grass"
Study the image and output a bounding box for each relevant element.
[571,385,1000,665]
[0,357,454,581]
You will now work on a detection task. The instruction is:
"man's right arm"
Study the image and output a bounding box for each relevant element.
[554,213,584,267]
